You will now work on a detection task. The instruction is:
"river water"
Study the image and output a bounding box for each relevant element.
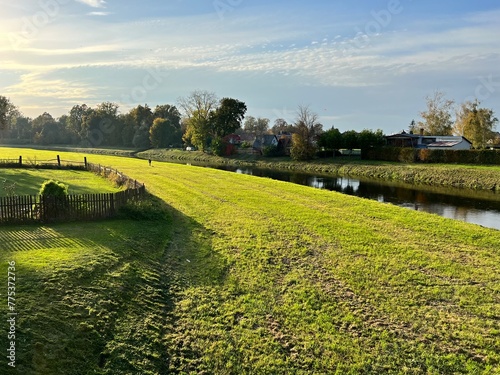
[209,165,500,231]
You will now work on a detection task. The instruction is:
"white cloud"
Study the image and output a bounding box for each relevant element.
[75,0,107,8]
[88,12,111,16]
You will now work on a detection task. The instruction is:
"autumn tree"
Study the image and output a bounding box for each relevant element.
[244,116,270,136]
[418,91,455,135]
[179,91,219,151]
[290,106,323,161]
[271,118,296,134]
[454,100,498,149]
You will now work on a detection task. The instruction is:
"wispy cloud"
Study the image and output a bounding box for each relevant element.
[76,0,107,8]
[88,12,111,16]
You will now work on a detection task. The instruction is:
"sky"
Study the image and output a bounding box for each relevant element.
[0,0,499,134]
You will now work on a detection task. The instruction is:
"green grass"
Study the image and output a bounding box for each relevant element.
[1,147,500,374]
[0,169,123,196]
[140,148,500,191]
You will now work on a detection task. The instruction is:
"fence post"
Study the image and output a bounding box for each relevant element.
[57,155,61,167]
[19,156,22,167]
[84,157,87,169]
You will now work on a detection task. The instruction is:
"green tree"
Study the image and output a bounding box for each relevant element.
[149,118,182,148]
[455,101,498,149]
[341,130,359,152]
[418,91,455,135]
[32,112,63,144]
[209,97,247,139]
[178,91,219,151]
[357,129,385,150]
[10,116,32,142]
[290,106,323,161]
[0,96,20,131]
[154,104,181,124]
[317,127,342,154]
[183,110,210,150]
[66,104,91,142]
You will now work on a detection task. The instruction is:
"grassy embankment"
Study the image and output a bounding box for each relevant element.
[1,147,500,374]
[140,148,500,192]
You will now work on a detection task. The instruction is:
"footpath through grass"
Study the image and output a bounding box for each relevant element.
[1,147,500,374]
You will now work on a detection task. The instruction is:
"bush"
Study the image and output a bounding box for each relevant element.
[262,145,281,157]
[38,180,69,222]
[39,180,68,197]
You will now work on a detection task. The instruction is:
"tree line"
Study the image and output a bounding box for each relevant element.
[1,89,497,160]
[0,92,384,160]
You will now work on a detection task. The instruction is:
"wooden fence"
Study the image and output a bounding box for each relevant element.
[0,155,146,224]
[0,188,145,224]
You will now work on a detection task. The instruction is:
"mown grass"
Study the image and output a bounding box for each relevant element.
[0,169,123,196]
[1,146,500,374]
[140,149,500,192]
[0,196,176,374]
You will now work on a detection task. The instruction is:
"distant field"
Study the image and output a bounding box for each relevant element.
[1,146,500,374]
[0,169,123,196]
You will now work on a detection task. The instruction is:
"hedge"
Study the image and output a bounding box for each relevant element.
[362,147,500,165]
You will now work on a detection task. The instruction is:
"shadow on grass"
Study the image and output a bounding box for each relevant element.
[0,198,227,375]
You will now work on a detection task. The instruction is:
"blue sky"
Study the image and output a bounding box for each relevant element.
[1,0,499,134]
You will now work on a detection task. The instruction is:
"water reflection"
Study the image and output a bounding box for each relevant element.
[229,166,500,230]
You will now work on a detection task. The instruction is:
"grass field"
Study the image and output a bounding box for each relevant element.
[1,147,500,374]
[140,149,500,192]
[0,169,123,196]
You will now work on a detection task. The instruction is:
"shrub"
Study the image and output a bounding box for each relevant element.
[262,145,281,157]
[39,180,68,197]
[38,180,69,221]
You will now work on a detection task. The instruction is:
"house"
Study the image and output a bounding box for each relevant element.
[253,134,279,154]
[386,131,472,150]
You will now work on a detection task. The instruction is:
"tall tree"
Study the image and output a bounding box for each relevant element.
[244,116,270,136]
[183,110,210,150]
[178,90,218,121]
[209,98,247,139]
[154,104,181,124]
[418,91,455,135]
[66,104,91,143]
[357,129,386,149]
[271,118,296,134]
[290,105,323,161]
[179,91,219,151]
[149,118,182,148]
[317,127,342,153]
[0,96,20,131]
[81,102,121,147]
[454,100,498,148]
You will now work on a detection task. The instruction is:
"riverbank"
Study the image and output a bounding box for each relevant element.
[139,149,500,192]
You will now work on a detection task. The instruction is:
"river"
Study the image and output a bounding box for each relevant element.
[206,165,500,231]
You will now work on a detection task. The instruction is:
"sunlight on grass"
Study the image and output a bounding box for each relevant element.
[1,147,500,374]
[0,168,123,196]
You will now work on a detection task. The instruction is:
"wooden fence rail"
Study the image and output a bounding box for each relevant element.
[0,155,146,224]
